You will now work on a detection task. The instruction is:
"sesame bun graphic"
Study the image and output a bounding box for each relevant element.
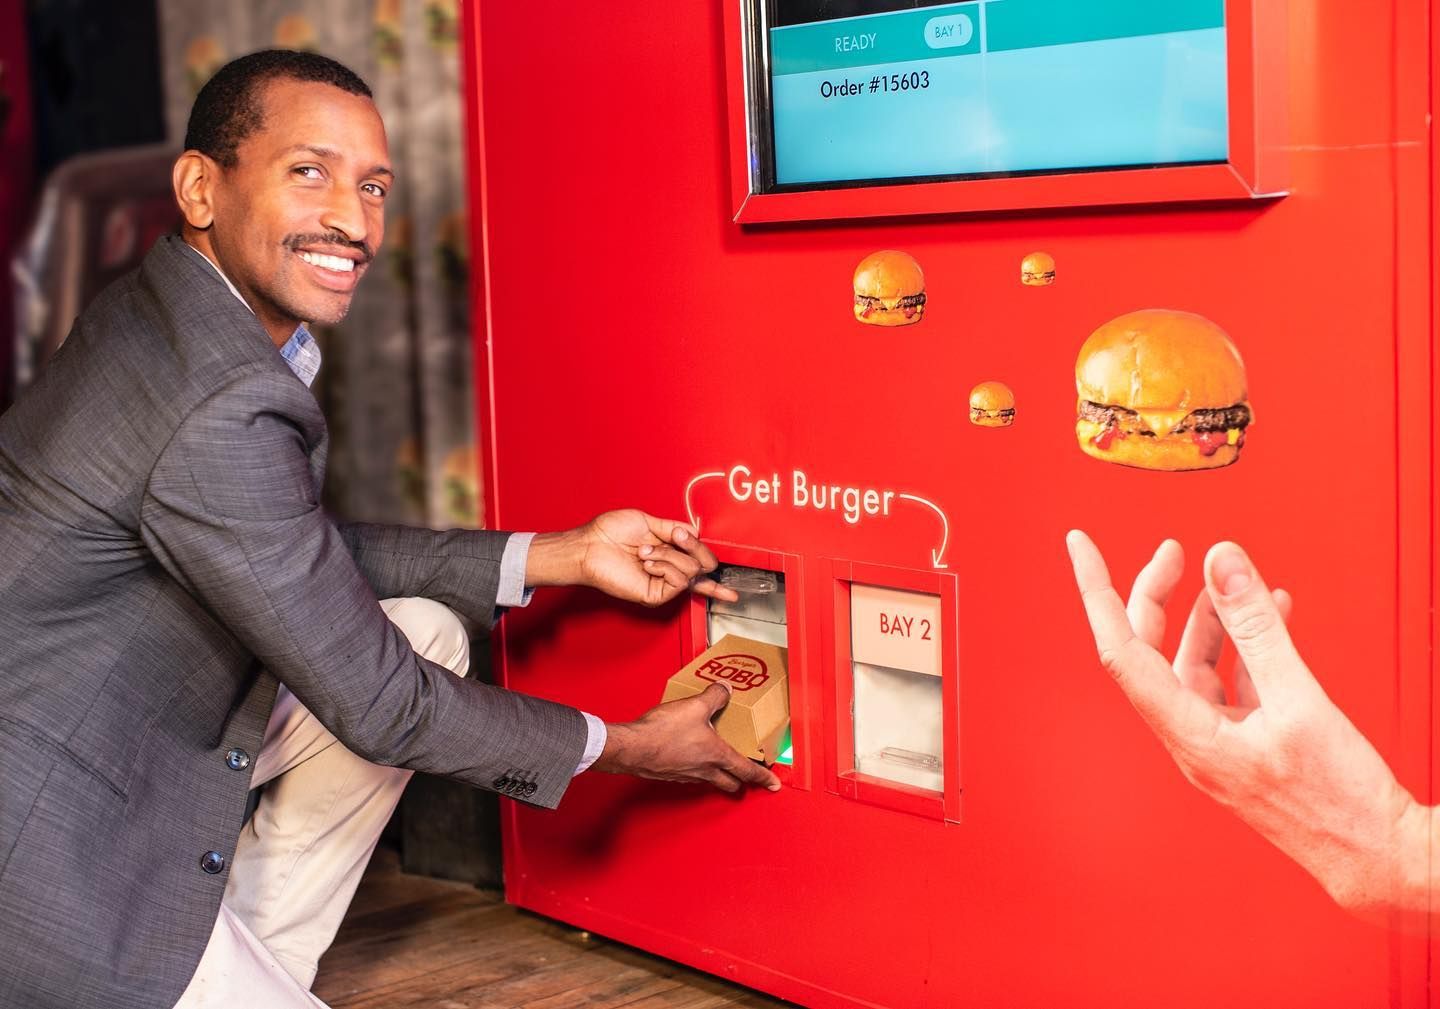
[1075,309,1252,471]
[1021,251,1055,286]
[853,250,925,326]
[969,381,1015,427]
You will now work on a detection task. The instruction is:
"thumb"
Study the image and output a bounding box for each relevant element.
[698,680,733,721]
[1203,542,1306,702]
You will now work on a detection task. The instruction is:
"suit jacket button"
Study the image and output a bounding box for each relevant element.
[225,748,251,771]
[493,776,510,791]
[523,782,537,797]
[200,851,226,874]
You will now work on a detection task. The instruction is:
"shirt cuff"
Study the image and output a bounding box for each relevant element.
[575,712,608,775]
[496,532,536,608]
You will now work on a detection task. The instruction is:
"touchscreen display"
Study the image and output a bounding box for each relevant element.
[764,0,1228,188]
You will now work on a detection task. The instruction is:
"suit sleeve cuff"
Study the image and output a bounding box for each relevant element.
[574,711,608,775]
[496,532,536,608]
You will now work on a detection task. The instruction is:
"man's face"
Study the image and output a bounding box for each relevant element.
[207,78,391,335]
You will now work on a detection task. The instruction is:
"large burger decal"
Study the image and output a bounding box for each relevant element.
[1075,309,1252,471]
[853,250,926,326]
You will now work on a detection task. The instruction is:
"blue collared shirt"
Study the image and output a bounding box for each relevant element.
[183,242,605,773]
[277,325,322,388]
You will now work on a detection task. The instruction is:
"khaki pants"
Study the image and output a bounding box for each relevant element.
[174,598,470,1008]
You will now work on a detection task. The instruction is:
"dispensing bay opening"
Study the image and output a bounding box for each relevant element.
[707,565,793,766]
[850,584,943,792]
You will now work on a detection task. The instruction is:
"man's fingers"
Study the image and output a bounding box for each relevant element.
[1234,588,1292,709]
[724,751,782,791]
[642,559,691,591]
[638,544,702,581]
[1066,530,1137,660]
[687,577,739,602]
[1126,539,1184,649]
[1066,530,1221,740]
[646,516,720,572]
[1173,589,1228,703]
[705,768,743,793]
[1203,543,1307,704]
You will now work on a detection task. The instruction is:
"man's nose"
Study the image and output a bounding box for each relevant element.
[319,186,370,246]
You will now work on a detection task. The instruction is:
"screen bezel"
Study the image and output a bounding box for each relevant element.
[725,0,1287,223]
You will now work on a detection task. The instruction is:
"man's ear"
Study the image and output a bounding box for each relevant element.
[173,150,217,230]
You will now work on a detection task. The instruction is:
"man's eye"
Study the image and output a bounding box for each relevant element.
[362,183,387,198]
[294,166,323,179]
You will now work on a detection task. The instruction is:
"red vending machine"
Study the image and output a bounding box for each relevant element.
[462,2,1438,1006]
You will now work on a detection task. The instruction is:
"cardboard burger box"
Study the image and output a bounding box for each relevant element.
[662,634,790,765]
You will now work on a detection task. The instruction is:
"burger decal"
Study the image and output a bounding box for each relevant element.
[1020,251,1055,286]
[969,381,1015,427]
[853,250,925,326]
[1075,309,1252,471]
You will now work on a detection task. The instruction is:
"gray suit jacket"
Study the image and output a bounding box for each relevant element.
[0,234,588,1009]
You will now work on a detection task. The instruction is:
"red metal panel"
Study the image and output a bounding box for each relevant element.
[463,2,1437,1005]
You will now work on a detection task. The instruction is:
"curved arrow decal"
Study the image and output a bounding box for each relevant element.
[684,470,725,532]
[896,492,950,569]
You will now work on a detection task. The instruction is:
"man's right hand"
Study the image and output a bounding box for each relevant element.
[593,682,782,794]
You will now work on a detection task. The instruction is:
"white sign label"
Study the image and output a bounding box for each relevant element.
[851,584,943,676]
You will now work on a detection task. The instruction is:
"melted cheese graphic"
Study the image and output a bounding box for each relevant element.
[1135,409,1190,438]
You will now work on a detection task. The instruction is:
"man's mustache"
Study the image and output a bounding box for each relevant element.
[284,232,374,264]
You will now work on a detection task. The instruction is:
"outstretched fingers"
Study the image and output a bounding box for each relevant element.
[1126,539,1185,650]
[1233,587,1293,709]
[1203,543,1310,708]
[1067,531,1221,743]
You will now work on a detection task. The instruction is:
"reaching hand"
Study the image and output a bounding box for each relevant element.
[1065,530,1427,920]
[575,509,737,607]
[593,681,782,793]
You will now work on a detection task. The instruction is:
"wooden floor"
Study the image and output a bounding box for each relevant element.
[312,847,791,1009]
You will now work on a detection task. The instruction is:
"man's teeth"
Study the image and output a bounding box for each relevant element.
[298,251,355,273]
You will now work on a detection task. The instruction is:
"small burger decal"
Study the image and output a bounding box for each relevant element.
[969,381,1015,427]
[853,250,925,326]
[1021,251,1055,286]
[1075,309,1252,471]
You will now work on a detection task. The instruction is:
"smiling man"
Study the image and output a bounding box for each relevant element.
[173,59,386,348]
[0,51,776,1009]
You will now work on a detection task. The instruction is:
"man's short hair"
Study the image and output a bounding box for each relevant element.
[183,49,372,168]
